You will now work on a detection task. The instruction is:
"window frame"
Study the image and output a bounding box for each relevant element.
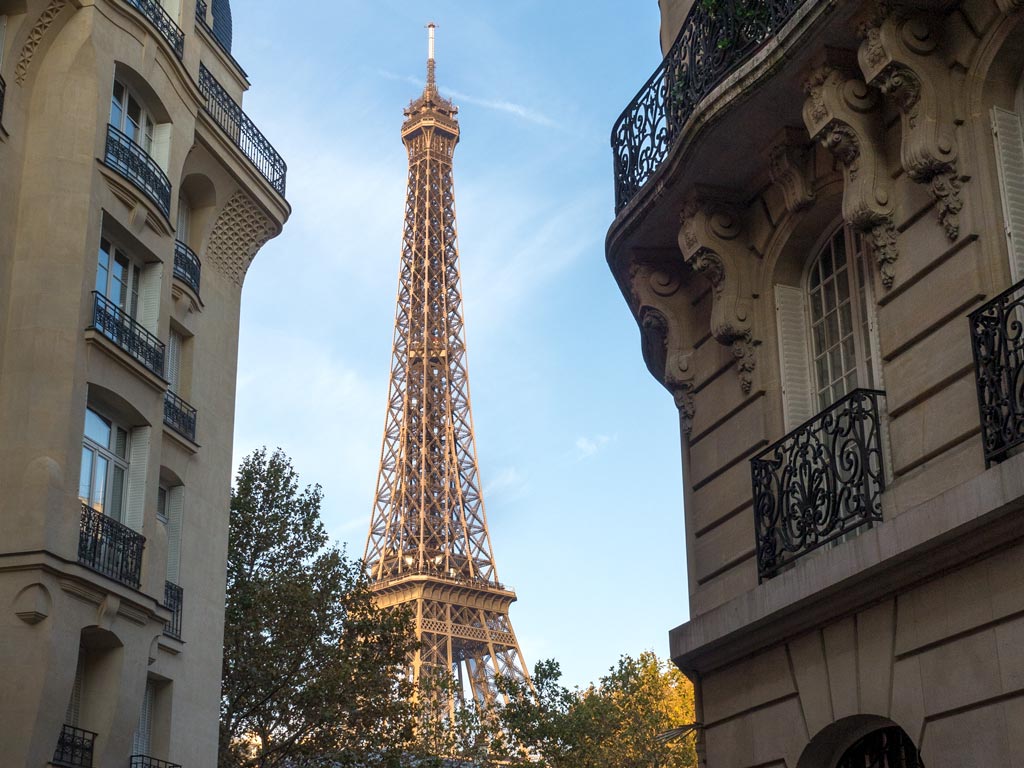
[79,408,130,522]
[110,79,156,155]
[96,238,143,319]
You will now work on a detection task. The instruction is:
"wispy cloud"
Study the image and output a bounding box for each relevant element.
[376,69,557,128]
[484,466,528,499]
[575,434,613,460]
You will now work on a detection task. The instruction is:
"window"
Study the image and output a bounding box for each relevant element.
[96,238,141,318]
[132,679,155,756]
[806,225,879,410]
[79,408,129,521]
[166,328,183,393]
[176,195,191,244]
[110,80,154,154]
[156,485,169,523]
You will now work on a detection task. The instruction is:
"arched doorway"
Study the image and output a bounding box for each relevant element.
[836,726,923,768]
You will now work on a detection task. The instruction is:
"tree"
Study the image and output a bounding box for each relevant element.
[219,448,419,768]
[497,652,698,768]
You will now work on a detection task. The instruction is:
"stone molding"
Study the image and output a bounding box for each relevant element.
[803,61,899,288]
[677,191,759,394]
[858,12,963,240]
[14,0,69,86]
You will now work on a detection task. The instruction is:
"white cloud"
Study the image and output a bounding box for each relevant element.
[574,434,612,460]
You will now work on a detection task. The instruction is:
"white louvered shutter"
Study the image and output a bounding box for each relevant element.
[177,197,191,242]
[166,486,184,585]
[123,426,150,533]
[166,330,182,393]
[66,653,85,726]
[992,107,1024,283]
[138,263,162,338]
[132,680,154,756]
[775,284,815,431]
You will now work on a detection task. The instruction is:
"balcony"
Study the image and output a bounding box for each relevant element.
[53,725,97,768]
[751,389,886,582]
[124,0,184,60]
[163,580,183,639]
[90,291,166,377]
[131,757,182,768]
[173,240,201,295]
[105,124,172,218]
[78,503,146,589]
[970,278,1024,467]
[197,64,287,195]
[163,391,197,442]
[611,0,805,214]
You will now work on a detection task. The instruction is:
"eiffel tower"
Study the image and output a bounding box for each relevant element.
[363,24,531,706]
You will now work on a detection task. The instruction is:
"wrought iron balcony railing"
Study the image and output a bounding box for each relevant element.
[0,74,7,127]
[163,580,184,639]
[78,503,146,589]
[53,725,97,768]
[164,390,197,441]
[124,0,184,59]
[751,389,886,582]
[970,278,1024,467]
[105,124,172,217]
[131,757,183,768]
[90,291,166,377]
[611,0,805,213]
[198,64,286,195]
[173,239,202,294]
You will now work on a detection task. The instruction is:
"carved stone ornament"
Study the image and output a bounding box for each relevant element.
[857,13,963,240]
[995,0,1022,13]
[678,192,760,393]
[639,305,697,437]
[206,191,279,287]
[15,0,69,85]
[803,62,899,288]
[767,127,816,214]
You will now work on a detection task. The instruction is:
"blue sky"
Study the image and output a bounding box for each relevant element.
[228,1,687,690]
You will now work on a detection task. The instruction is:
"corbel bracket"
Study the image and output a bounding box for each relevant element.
[767,126,816,215]
[678,191,760,394]
[858,12,963,239]
[803,59,899,288]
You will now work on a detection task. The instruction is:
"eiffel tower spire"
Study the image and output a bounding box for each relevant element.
[363,25,531,705]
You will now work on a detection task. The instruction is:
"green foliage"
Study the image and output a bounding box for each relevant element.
[219,448,419,768]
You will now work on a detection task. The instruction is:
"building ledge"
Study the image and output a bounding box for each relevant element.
[163,421,199,453]
[670,446,1024,675]
[84,329,168,393]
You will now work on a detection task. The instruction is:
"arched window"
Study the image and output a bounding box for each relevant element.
[775,222,882,430]
[805,224,879,410]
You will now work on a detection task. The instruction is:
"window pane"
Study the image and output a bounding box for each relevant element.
[114,427,128,459]
[79,448,94,505]
[109,465,125,522]
[110,82,125,128]
[84,409,112,447]
[93,456,108,514]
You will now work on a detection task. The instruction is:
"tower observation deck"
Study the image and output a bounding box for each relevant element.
[363,24,531,705]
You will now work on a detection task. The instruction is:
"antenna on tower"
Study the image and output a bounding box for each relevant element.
[426,22,437,90]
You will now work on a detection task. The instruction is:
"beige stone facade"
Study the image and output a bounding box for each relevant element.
[0,1,288,765]
[609,0,1024,765]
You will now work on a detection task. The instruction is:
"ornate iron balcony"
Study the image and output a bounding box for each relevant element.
[163,580,184,639]
[78,503,146,589]
[751,389,886,581]
[611,0,805,213]
[970,278,1024,467]
[173,239,201,294]
[124,0,184,59]
[53,725,97,768]
[198,64,286,195]
[164,391,197,441]
[131,756,183,768]
[105,124,172,217]
[90,291,165,377]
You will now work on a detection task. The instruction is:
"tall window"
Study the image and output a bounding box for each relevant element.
[79,408,129,520]
[111,80,154,154]
[806,224,879,410]
[97,238,141,318]
[132,679,156,756]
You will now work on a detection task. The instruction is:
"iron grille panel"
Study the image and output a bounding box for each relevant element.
[104,124,172,217]
[163,391,197,442]
[131,756,182,768]
[124,0,184,59]
[969,278,1024,467]
[611,0,805,213]
[172,240,201,295]
[197,64,286,195]
[837,727,923,768]
[89,291,166,377]
[163,580,183,640]
[78,503,146,588]
[751,389,886,581]
[53,725,97,768]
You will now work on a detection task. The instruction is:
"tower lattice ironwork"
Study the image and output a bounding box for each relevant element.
[364,25,530,706]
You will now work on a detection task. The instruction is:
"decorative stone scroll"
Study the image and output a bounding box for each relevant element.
[677,191,760,394]
[858,11,963,240]
[803,61,899,288]
[767,127,816,214]
[205,191,279,287]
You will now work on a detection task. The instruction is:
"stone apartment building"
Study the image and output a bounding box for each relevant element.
[608,0,1024,765]
[0,0,288,765]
